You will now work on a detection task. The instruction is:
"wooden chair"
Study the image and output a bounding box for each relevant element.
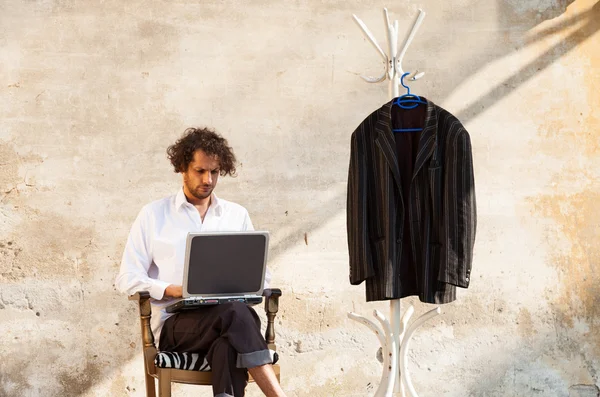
[128,289,282,397]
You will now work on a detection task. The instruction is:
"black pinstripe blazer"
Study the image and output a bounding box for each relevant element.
[347,98,476,304]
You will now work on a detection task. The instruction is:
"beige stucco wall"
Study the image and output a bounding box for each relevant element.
[1,0,599,396]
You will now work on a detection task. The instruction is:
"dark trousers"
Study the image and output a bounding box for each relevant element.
[159,302,272,397]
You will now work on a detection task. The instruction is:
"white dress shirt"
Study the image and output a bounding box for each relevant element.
[115,188,271,342]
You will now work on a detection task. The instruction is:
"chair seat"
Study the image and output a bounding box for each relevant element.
[155,350,279,371]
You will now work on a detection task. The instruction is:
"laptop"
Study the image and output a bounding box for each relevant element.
[165,231,269,313]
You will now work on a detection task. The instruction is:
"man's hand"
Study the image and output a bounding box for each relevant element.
[164,284,183,298]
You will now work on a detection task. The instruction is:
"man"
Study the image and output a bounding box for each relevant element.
[115,127,287,397]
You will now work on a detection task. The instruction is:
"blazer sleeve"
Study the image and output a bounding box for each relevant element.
[347,129,375,285]
[439,128,477,288]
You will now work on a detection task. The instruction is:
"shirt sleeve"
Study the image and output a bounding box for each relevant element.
[242,209,254,231]
[114,206,171,299]
[242,209,271,289]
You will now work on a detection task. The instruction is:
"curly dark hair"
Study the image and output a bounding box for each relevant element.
[166,127,237,176]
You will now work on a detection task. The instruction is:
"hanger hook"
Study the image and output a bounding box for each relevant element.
[400,72,411,95]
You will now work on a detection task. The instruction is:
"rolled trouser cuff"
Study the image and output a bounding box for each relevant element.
[236,348,273,368]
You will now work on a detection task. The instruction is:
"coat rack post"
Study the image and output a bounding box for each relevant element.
[347,8,442,397]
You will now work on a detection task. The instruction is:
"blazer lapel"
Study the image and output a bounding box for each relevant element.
[412,100,438,181]
[374,101,402,188]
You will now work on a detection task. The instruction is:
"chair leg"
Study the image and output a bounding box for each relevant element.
[157,368,172,397]
[145,372,157,397]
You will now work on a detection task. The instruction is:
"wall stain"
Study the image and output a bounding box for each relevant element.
[0,364,31,396]
[135,20,179,66]
[109,373,128,396]
[0,143,45,201]
[528,189,600,350]
[282,297,340,334]
[0,214,96,282]
[517,307,537,339]
[526,3,600,357]
[0,143,22,198]
[0,143,98,283]
[57,358,103,397]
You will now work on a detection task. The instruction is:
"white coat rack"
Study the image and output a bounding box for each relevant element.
[347,8,442,397]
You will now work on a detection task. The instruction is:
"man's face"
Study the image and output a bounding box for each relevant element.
[182,150,220,201]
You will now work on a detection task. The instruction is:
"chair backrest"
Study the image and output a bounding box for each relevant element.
[129,292,158,377]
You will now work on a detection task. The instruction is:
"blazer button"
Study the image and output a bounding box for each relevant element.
[396,239,402,243]
[465,277,470,282]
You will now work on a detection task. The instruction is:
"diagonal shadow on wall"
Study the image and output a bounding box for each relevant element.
[457,1,599,122]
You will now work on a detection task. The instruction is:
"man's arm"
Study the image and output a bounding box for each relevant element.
[243,209,271,288]
[115,207,172,299]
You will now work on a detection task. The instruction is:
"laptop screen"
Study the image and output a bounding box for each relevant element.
[185,233,267,296]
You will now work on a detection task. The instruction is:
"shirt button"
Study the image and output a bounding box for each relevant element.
[465,277,470,282]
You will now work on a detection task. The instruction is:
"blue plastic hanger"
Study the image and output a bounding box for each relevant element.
[392,72,427,133]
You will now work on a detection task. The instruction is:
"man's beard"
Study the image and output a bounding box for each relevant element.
[190,185,213,200]
[184,179,213,200]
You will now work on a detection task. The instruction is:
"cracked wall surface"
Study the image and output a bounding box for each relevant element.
[1,0,599,396]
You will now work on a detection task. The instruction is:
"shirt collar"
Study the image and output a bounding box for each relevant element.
[211,193,223,216]
[175,188,223,216]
